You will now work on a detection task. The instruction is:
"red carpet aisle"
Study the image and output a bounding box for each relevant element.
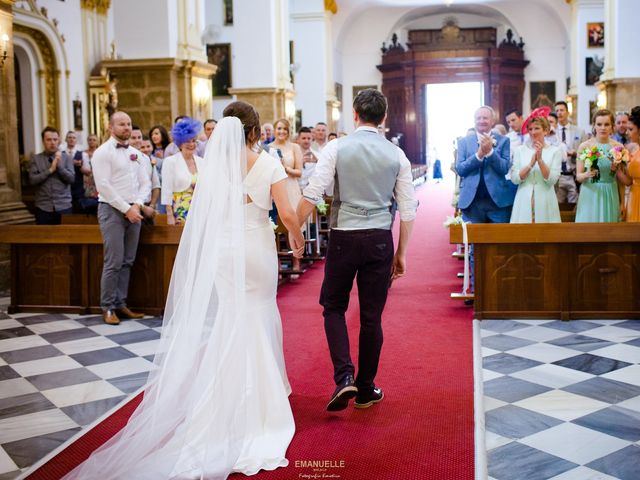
[27,179,475,480]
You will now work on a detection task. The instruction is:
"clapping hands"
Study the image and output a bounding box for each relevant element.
[477,133,493,158]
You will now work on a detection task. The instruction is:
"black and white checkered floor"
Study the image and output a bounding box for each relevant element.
[479,319,640,480]
[0,295,160,479]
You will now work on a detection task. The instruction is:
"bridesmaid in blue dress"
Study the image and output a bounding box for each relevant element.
[575,109,626,222]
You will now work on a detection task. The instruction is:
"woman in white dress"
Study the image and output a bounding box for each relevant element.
[510,108,562,223]
[64,102,305,480]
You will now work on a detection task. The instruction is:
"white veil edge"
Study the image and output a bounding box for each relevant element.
[64,117,249,480]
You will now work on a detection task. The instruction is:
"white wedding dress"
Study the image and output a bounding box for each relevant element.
[63,118,295,480]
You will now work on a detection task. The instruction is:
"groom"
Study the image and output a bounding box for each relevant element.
[296,89,418,411]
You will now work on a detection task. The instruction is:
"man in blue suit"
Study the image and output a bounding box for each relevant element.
[456,106,516,296]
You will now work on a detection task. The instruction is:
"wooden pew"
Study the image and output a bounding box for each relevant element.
[449,223,640,320]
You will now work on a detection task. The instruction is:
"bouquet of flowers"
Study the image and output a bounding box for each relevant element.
[610,145,630,171]
[578,145,602,183]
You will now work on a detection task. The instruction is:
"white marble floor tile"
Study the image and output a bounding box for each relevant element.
[86,356,155,380]
[548,466,619,479]
[481,329,500,338]
[121,339,161,357]
[519,423,629,465]
[583,325,639,343]
[591,344,640,364]
[508,326,572,343]
[484,396,508,412]
[0,377,38,400]
[600,365,640,387]
[482,346,501,357]
[587,319,627,326]
[27,320,84,335]
[509,319,555,325]
[0,356,6,367]
[54,336,119,355]
[482,369,504,382]
[89,321,148,336]
[485,430,512,451]
[0,446,18,475]
[0,319,23,330]
[511,363,594,389]
[0,409,78,444]
[508,343,578,363]
[514,390,609,421]
[616,395,640,413]
[0,335,49,353]
[11,355,83,377]
[41,380,126,408]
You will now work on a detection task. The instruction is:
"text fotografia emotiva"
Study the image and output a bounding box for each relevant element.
[295,460,346,468]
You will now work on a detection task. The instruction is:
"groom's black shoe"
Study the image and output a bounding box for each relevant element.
[354,387,384,409]
[327,375,357,412]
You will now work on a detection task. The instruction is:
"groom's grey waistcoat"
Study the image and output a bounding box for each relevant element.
[330,129,400,230]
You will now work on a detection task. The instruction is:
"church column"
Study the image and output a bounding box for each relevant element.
[596,0,640,114]
[0,0,35,289]
[290,0,339,131]
[228,0,295,128]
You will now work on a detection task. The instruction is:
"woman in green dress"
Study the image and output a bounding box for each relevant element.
[575,109,626,222]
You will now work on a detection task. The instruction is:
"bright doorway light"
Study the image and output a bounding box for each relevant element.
[425,82,483,172]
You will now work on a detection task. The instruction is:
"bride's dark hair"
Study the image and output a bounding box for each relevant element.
[223,101,261,146]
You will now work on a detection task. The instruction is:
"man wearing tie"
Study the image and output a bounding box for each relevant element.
[456,106,516,295]
[91,112,153,325]
[554,101,585,204]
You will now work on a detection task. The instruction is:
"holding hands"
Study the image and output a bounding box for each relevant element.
[288,231,305,259]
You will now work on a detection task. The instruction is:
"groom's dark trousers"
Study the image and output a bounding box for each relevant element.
[320,228,394,396]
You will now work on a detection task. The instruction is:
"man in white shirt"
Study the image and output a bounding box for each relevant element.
[296,89,418,412]
[311,121,329,155]
[92,112,153,325]
[554,101,585,203]
[296,126,318,190]
[131,125,161,213]
[505,109,528,150]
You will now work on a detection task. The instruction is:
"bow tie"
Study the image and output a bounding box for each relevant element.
[116,143,129,149]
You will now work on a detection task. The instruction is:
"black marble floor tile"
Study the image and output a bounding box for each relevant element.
[547,334,614,353]
[572,405,640,442]
[615,320,640,332]
[15,314,70,325]
[484,376,551,403]
[480,320,530,334]
[0,345,63,364]
[563,377,640,404]
[0,327,34,340]
[488,441,577,480]
[0,365,19,381]
[586,444,640,480]
[483,353,542,375]
[0,392,56,420]
[486,405,563,440]
[2,427,81,469]
[542,320,601,333]
[70,347,137,366]
[107,370,150,394]
[0,470,20,480]
[27,367,100,391]
[40,327,99,344]
[106,329,161,346]
[61,395,127,425]
[553,353,631,375]
[74,315,106,326]
[625,337,640,348]
[0,312,10,320]
[481,334,536,352]
[141,317,164,328]
[143,355,155,362]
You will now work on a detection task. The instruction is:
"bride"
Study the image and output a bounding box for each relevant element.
[64,102,305,479]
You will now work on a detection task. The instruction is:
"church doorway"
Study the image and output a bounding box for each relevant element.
[425,81,483,173]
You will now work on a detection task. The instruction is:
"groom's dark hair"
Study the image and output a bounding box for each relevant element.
[353,89,387,125]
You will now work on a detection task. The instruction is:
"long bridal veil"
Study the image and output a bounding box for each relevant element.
[64,117,249,480]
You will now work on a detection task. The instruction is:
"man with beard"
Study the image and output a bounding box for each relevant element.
[91,112,152,325]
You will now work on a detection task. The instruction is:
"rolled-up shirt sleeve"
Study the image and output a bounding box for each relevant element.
[395,149,418,221]
[302,139,338,204]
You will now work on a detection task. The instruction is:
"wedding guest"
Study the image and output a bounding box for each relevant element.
[161,117,203,225]
[575,109,626,222]
[328,132,338,141]
[29,127,75,224]
[149,124,170,158]
[492,124,507,136]
[80,134,100,213]
[510,108,562,223]
[92,112,152,325]
[312,121,329,154]
[131,126,160,213]
[196,118,217,157]
[612,111,629,145]
[164,116,187,158]
[297,126,318,190]
[262,122,275,144]
[621,106,640,222]
[505,109,527,149]
[62,131,90,213]
[140,135,166,214]
[555,101,585,204]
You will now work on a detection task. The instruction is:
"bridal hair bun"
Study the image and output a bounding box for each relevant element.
[223,101,261,146]
[521,106,551,134]
[172,117,202,147]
